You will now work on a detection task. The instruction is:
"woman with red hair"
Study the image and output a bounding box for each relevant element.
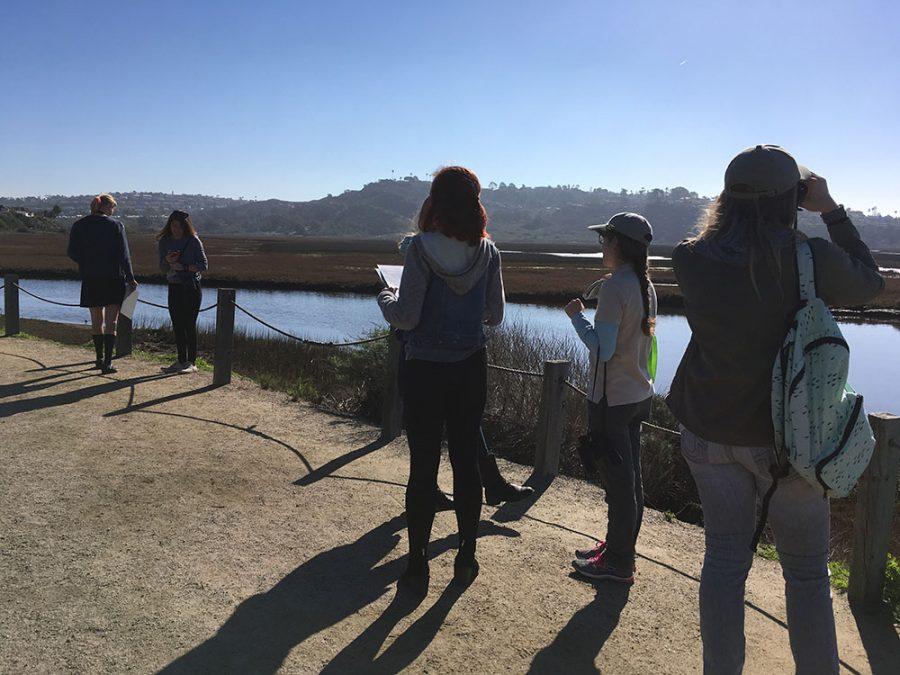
[378,166,505,594]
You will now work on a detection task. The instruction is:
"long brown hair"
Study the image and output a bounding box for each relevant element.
[691,189,798,297]
[417,166,489,246]
[608,232,655,336]
[156,209,197,241]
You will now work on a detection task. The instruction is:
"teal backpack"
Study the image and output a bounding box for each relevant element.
[754,241,875,548]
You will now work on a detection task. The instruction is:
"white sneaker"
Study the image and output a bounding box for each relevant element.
[161,362,184,373]
[179,363,199,374]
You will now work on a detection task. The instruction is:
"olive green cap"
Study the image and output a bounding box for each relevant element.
[724,144,812,199]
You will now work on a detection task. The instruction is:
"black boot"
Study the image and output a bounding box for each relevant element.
[453,543,479,587]
[101,334,117,374]
[480,454,534,506]
[434,489,455,512]
[399,549,429,597]
[91,335,103,369]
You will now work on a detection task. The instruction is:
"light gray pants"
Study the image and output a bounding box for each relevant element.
[680,427,839,675]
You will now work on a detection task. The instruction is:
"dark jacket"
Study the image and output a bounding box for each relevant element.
[158,235,208,284]
[67,214,135,283]
[667,207,883,446]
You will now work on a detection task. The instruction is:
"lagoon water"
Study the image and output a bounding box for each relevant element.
[7,278,899,413]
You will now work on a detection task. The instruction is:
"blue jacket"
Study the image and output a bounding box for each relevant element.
[67,214,135,282]
[378,234,504,362]
[158,235,208,284]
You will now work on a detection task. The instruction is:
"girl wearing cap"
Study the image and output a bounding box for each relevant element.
[564,211,657,584]
[157,210,208,374]
[67,193,137,373]
[378,166,505,594]
[668,145,883,673]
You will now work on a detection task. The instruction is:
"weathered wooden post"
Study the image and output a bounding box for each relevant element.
[849,413,900,609]
[212,288,236,387]
[116,315,133,357]
[380,331,403,441]
[4,274,20,336]
[533,359,571,478]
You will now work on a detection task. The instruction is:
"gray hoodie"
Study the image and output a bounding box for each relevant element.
[377,232,505,336]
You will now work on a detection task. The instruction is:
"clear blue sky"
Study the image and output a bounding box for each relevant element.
[3,0,898,212]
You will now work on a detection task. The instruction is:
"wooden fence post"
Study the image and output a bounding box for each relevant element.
[213,288,236,387]
[533,359,571,478]
[116,315,132,357]
[380,331,403,441]
[849,413,900,609]
[4,274,20,336]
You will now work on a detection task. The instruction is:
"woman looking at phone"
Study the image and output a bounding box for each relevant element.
[157,210,208,374]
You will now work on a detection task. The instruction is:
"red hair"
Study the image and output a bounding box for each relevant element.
[417,166,488,246]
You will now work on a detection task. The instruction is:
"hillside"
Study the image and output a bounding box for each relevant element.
[3,180,898,248]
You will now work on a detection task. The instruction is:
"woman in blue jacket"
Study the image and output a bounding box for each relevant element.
[67,193,137,373]
[157,210,208,374]
[378,166,504,594]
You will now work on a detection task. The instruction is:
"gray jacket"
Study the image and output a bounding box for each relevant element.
[378,233,505,362]
[667,207,883,446]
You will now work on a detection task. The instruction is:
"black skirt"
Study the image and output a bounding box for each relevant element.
[80,278,126,308]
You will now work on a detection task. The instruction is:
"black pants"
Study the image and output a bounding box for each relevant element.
[588,396,651,569]
[167,282,202,364]
[401,349,486,557]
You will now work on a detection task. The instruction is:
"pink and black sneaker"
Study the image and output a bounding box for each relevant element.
[572,552,634,584]
[574,539,606,560]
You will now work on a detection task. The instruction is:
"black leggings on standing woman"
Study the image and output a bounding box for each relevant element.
[401,349,486,562]
[167,281,202,364]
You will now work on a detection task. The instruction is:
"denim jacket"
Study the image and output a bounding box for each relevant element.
[378,234,504,362]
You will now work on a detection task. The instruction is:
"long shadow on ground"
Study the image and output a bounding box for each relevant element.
[0,371,175,418]
[528,575,631,674]
[161,516,519,674]
[851,601,900,675]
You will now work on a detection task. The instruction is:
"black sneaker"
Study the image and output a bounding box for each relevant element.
[101,363,118,375]
[484,481,534,506]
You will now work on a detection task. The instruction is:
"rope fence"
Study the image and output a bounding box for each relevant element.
[4,273,899,607]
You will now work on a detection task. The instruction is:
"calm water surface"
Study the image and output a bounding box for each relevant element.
[7,278,898,413]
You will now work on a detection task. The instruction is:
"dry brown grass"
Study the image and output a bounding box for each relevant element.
[1,232,896,312]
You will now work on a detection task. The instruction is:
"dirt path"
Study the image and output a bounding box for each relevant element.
[0,337,895,674]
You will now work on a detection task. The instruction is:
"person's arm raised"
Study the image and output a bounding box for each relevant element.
[377,239,430,330]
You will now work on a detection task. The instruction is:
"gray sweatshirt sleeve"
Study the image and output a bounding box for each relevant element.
[808,208,884,307]
[377,238,431,330]
[484,248,505,326]
[193,237,208,272]
[158,239,170,275]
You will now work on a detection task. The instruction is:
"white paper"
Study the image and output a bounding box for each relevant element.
[120,286,139,319]
[376,264,404,290]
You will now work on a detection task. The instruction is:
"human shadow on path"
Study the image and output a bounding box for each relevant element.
[161,515,519,674]
[0,370,96,399]
[322,581,467,674]
[24,360,96,372]
[851,601,900,675]
[294,438,390,487]
[527,576,631,674]
[0,372,175,418]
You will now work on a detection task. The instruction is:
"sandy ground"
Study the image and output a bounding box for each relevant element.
[1,337,896,674]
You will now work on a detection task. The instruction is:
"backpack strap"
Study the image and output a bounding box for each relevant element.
[796,240,817,303]
[750,462,790,551]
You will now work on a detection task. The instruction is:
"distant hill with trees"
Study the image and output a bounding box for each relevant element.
[3,179,898,249]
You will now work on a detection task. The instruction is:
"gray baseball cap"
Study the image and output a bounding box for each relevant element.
[587,212,653,247]
[724,144,812,199]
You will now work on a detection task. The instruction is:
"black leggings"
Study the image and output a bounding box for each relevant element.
[167,282,202,364]
[401,349,486,557]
